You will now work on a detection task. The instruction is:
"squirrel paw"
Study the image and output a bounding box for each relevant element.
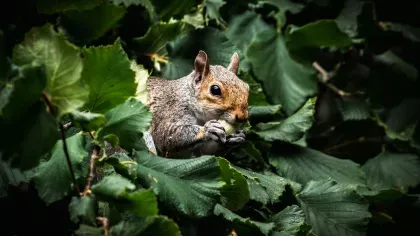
[226,130,246,146]
[204,120,226,143]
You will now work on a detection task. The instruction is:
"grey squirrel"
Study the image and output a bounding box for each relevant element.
[146,50,250,158]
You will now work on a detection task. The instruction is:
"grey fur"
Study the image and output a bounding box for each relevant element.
[146,55,249,158]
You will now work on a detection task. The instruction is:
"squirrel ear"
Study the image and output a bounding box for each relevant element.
[194,50,210,82]
[227,52,239,75]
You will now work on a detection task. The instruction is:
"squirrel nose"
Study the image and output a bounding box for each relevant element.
[234,110,248,123]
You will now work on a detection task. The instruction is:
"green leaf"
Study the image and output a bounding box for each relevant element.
[131,61,149,105]
[103,153,137,181]
[96,97,152,151]
[133,20,193,56]
[162,27,238,79]
[388,22,420,43]
[75,224,103,236]
[32,133,88,205]
[270,205,309,236]
[286,20,352,50]
[246,28,317,115]
[375,98,420,147]
[109,216,181,236]
[91,174,158,217]
[226,11,270,72]
[233,166,301,204]
[217,158,250,211]
[249,105,282,120]
[337,97,371,121]
[35,0,103,14]
[70,111,106,132]
[269,144,366,186]
[203,0,227,26]
[81,39,136,113]
[69,196,97,226]
[374,50,418,81]
[214,204,275,236]
[112,0,157,20]
[356,186,419,206]
[59,3,126,45]
[0,68,59,170]
[240,72,268,106]
[134,150,223,217]
[259,0,304,15]
[362,152,420,192]
[254,97,316,142]
[0,65,46,120]
[0,159,29,197]
[12,24,88,118]
[336,0,375,38]
[296,180,371,236]
[150,0,196,21]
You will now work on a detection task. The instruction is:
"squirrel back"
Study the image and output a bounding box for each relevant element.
[146,51,249,157]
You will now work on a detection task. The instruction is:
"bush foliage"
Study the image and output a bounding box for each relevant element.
[1,0,420,235]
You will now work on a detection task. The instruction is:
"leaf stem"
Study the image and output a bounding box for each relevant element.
[42,92,81,196]
[82,144,100,196]
[312,61,353,97]
[60,123,81,195]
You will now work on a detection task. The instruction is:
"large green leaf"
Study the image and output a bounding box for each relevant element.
[254,97,316,142]
[388,22,420,43]
[59,3,126,45]
[70,111,106,132]
[218,158,250,211]
[374,50,418,81]
[162,27,238,79]
[0,65,59,169]
[81,39,136,113]
[35,0,103,14]
[286,20,352,50]
[246,28,317,115]
[240,72,269,106]
[233,166,301,204]
[134,151,226,217]
[202,0,227,26]
[336,97,371,121]
[96,97,152,151]
[297,180,371,236]
[12,24,88,118]
[32,133,88,205]
[132,61,149,105]
[75,224,103,236]
[91,174,158,217]
[362,152,420,192]
[109,216,181,236]
[150,0,196,21]
[133,20,193,56]
[335,0,375,38]
[0,159,29,197]
[270,205,310,236]
[269,144,366,186]
[69,195,97,226]
[214,204,275,236]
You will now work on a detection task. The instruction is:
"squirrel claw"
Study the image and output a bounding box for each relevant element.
[204,120,226,143]
[226,131,246,146]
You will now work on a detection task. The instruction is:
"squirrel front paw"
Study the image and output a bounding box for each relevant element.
[204,120,226,143]
[225,130,246,147]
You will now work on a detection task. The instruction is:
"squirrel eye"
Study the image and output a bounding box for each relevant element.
[210,85,222,96]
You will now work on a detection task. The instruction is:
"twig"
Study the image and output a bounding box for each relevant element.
[82,144,100,196]
[324,137,383,153]
[144,53,169,63]
[42,92,81,195]
[97,217,109,236]
[312,61,352,97]
[63,122,73,130]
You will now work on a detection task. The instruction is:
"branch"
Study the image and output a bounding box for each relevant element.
[82,144,100,196]
[312,62,352,97]
[97,217,109,236]
[63,122,73,130]
[324,136,383,153]
[42,92,81,195]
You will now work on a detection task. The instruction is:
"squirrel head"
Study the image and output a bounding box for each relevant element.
[192,50,249,124]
